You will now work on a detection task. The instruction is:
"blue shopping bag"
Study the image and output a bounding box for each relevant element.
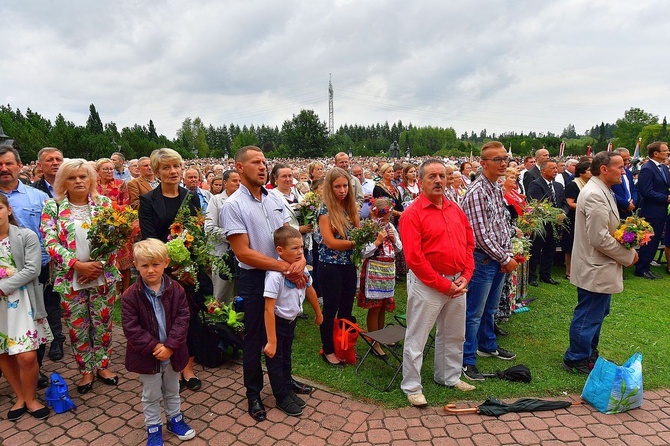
[581,352,643,414]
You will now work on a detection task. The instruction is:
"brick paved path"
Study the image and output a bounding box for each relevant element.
[1,326,668,445]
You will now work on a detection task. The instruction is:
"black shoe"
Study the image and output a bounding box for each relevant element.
[248,398,266,422]
[27,406,50,420]
[634,271,657,280]
[182,376,201,391]
[276,395,303,416]
[37,372,49,390]
[77,381,94,394]
[48,343,64,361]
[461,365,485,382]
[97,371,119,386]
[7,404,26,421]
[649,271,660,279]
[290,378,313,395]
[529,280,539,287]
[540,277,559,285]
[477,347,517,360]
[494,323,508,337]
[588,348,599,366]
[290,391,306,409]
[562,359,591,375]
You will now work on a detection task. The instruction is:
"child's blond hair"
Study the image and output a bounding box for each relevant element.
[133,238,169,263]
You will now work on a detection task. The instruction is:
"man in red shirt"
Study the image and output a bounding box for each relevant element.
[399,159,476,407]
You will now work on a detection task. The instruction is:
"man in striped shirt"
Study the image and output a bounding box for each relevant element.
[460,141,518,382]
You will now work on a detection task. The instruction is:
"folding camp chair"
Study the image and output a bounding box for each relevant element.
[355,324,406,391]
[394,313,435,355]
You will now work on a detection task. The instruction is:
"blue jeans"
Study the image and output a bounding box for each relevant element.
[564,287,611,362]
[463,250,506,366]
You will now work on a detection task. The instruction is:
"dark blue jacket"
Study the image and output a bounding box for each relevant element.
[612,168,638,218]
[637,161,670,219]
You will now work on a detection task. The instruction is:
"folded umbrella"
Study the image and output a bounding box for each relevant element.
[481,364,532,383]
[445,397,579,417]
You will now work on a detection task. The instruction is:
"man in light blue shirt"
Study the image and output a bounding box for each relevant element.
[111,151,131,181]
[0,143,52,387]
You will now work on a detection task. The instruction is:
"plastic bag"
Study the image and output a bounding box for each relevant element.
[333,317,363,364]
[581,352,643,414]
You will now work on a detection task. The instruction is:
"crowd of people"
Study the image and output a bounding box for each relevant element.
[0,136,665,444]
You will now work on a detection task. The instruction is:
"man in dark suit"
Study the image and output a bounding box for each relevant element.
[634,141,670,279]
[527,159,566,286]
[32,147,66,363]
[611,148,638,219]
[522,148,550,192]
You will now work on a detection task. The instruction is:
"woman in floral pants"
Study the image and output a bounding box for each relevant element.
[40,159,120,394]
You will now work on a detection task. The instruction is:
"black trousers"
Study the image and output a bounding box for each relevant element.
[635,216,665,274]
[318,263,357,355]
[265,316,296,403]
[37,263,64,366]
[237,269,268,400]
[529,226,557,282]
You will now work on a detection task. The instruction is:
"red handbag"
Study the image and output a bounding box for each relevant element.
[333,318,364,364]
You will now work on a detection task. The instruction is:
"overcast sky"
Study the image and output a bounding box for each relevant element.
[2,0,667,141]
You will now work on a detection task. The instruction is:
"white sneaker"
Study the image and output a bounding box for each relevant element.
[407,393,428,407]
[651,260,661,267]
[451,380,475,392]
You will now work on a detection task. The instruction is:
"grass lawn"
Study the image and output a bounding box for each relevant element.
[113,263,669,408]
[289,264,670,408]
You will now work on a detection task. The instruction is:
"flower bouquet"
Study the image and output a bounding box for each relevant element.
[0,266,15,278]
[166,199,232,290]
[511,236,532,264]
[614,213,654,249]
[204,296,244,333]
[349,218,383,267]
[84,205,138,260]
[516,199,567,240]
[295,192,321,226]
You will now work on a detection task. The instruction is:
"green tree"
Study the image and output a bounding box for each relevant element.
[86,104,104,134]
[614,107,658,150]
[281,109,330,158]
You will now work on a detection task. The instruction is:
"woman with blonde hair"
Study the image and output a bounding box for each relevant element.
[41,159,121,394]
[316,167,359,366]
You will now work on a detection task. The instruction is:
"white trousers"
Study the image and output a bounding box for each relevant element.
[401,270,466,395]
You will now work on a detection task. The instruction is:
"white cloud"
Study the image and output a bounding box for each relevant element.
[1,0,667,141]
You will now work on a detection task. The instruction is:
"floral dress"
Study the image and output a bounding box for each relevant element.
[0,238,52,354]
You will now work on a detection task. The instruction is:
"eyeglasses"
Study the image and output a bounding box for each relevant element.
[482,157,510,165]
[100,168,114,172]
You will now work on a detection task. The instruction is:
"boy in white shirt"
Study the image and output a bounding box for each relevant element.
[263,226,323,417]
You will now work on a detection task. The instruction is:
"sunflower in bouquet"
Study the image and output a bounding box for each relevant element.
[84,205,139,261]
[166,199,231,290]
[614,213,654,249]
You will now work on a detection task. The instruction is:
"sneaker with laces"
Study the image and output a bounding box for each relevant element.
[476,347,516,360]
[277,395,303,416]
[146,424,163,446]
[166,413,195,440]
[462,364,485,381]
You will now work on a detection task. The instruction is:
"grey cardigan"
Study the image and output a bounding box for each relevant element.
[0,225,46,320]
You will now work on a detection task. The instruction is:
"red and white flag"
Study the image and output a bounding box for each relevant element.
[607,141,613,152]
[586,145,592,156]
[633,138,641,158]
[559,141,565,158]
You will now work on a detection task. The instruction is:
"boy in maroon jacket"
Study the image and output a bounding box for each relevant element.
[122,239,195,446]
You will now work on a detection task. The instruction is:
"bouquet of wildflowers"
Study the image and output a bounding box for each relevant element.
[349,218,383,267]
[84,205,138,260]
[204,296,244,333]
[295,192,321,226]
[614,213,654,249]
[0,266,15,278]
[516,199,567,240]
[166,200,232,290]
[511,236,532,264]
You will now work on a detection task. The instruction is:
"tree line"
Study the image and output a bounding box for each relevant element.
[1,103,666,163]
